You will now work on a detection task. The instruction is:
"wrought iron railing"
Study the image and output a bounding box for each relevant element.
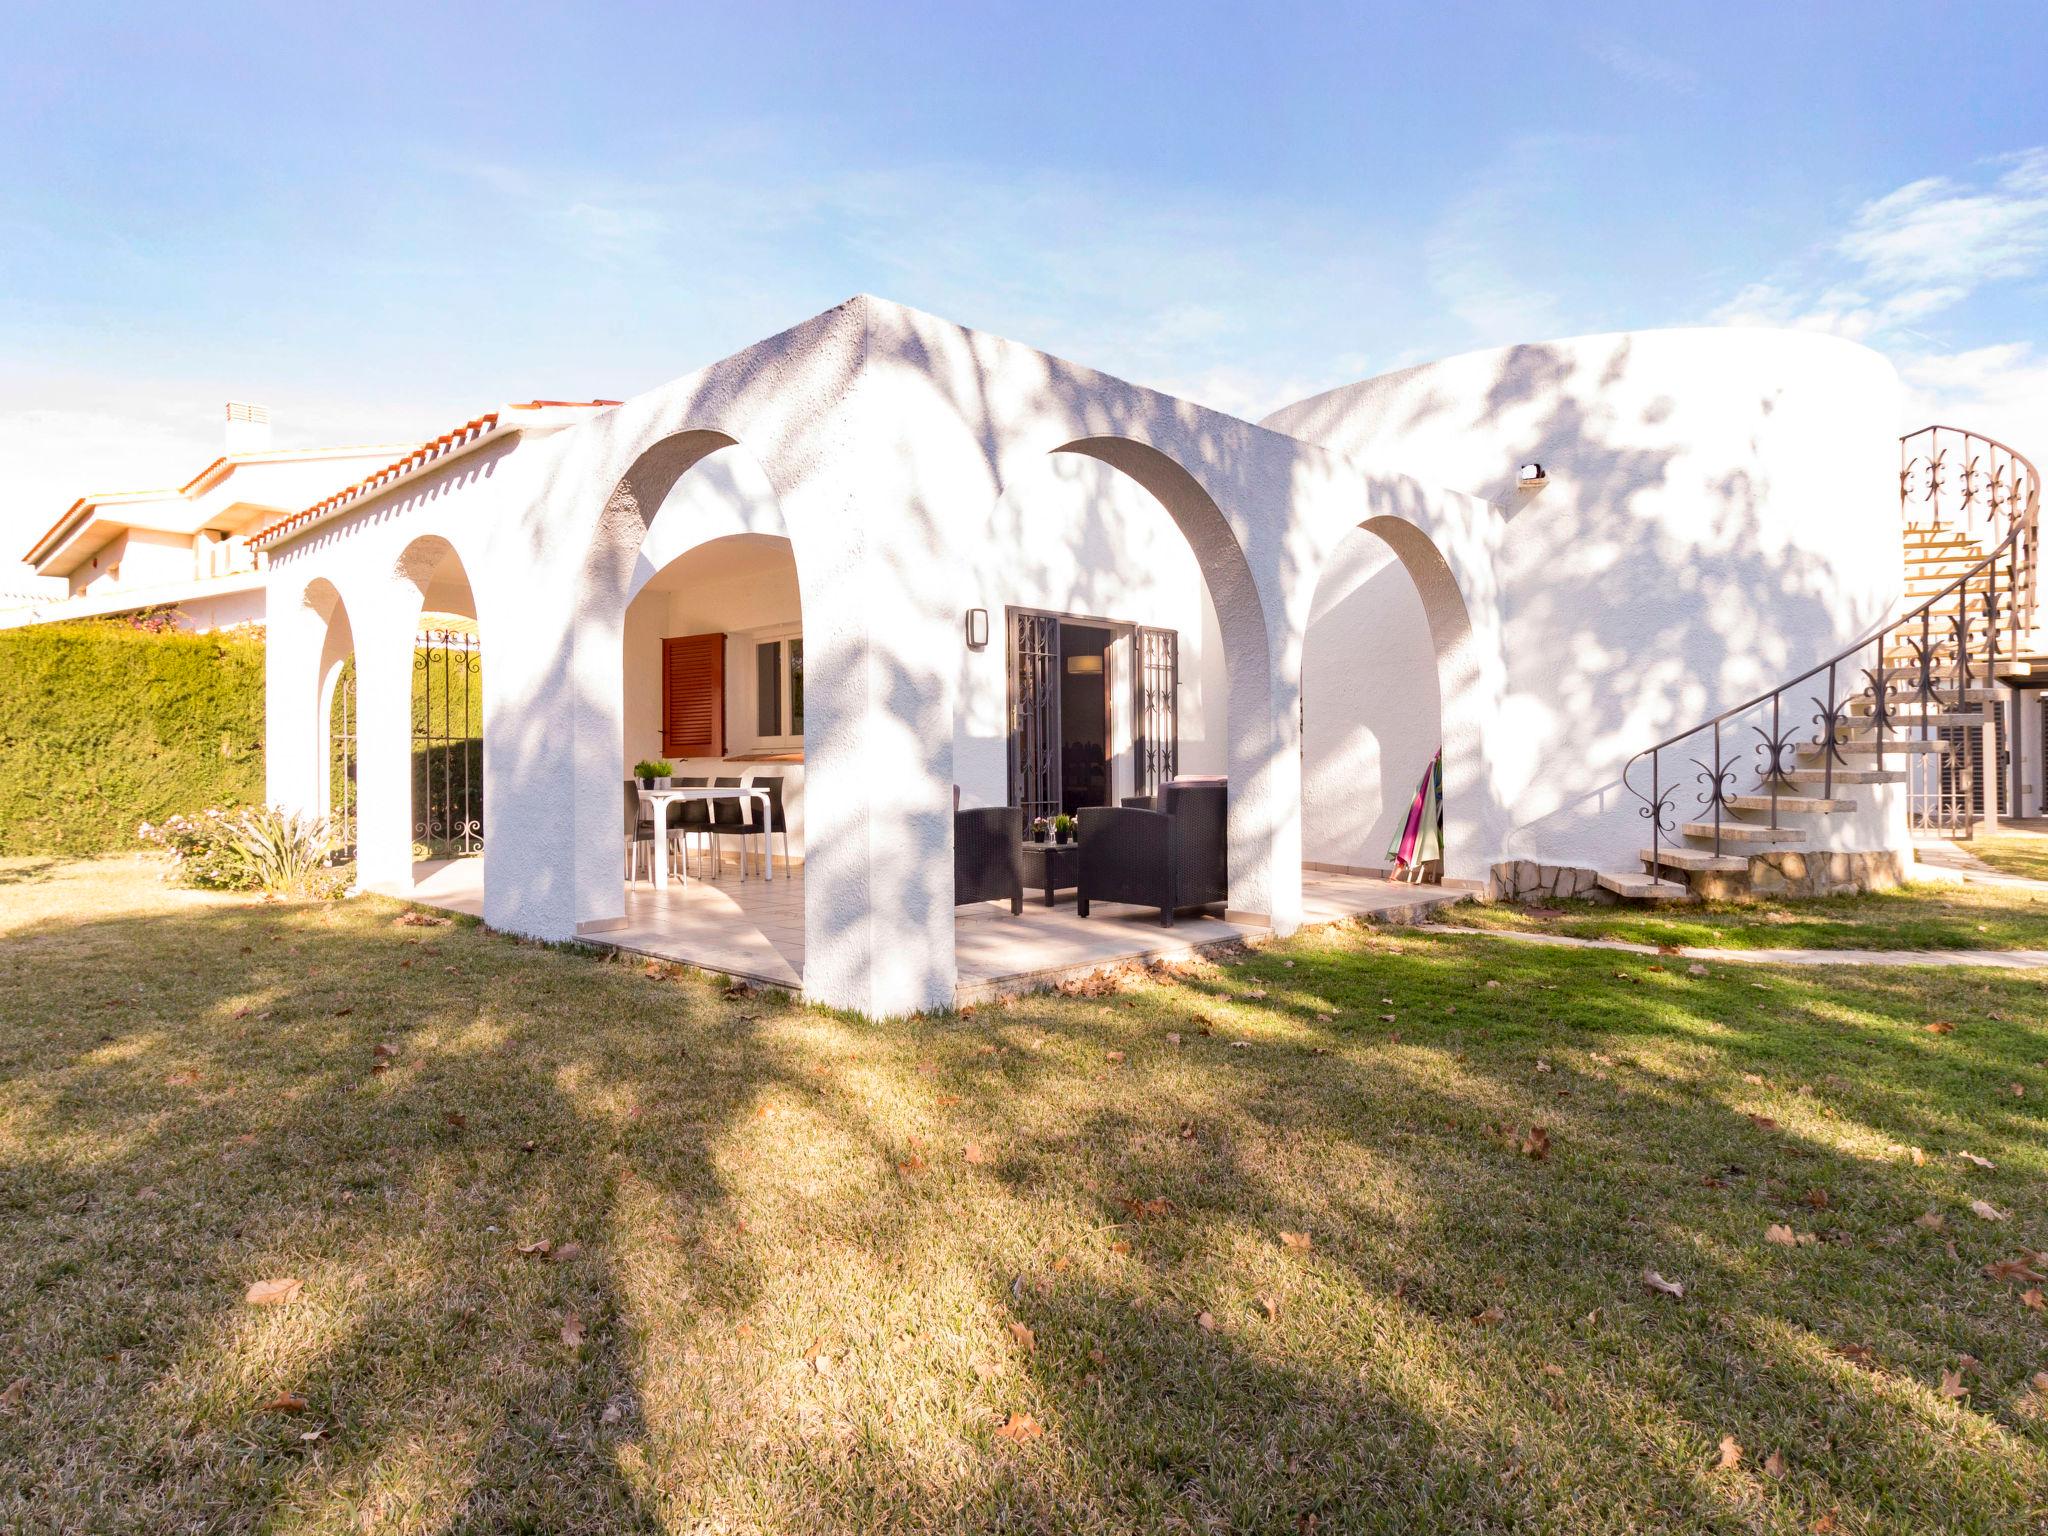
[412,628,484,858]
[1623,424,2039,867]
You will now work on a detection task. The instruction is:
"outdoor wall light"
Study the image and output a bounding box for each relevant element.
[1517,463,1547,488]
[965,607,990,649]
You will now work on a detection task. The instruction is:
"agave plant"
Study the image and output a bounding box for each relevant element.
[232,807,335,896]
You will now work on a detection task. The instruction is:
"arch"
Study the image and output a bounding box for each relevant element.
[1039,436,1288,927]
[569,431,823,948]
[300,577,356,844]
[1302,512,1491,884]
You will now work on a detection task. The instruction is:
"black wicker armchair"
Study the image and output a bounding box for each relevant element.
[1075,781,1227,926]
[953,805,1024,915]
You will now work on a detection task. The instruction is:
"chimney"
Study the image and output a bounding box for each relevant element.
[224,401,271,456]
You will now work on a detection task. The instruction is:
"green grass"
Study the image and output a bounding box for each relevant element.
[1445,880,2048,952]
[1968,833,2048,884]
[2,857,2044,1533]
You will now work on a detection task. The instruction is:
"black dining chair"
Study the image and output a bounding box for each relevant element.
[741,776,791,873]
[622,779,655,882]
[669,775,712,877]
[711,775,749,877]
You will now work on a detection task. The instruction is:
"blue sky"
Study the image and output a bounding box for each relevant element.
[4,1,2045,567]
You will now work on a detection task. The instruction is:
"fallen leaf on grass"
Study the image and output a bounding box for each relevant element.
[971,1360,1001,1381]
[963,1144,986,1165]
[1165,1031,1181,1046]
[1748,1114,1778,1131]
[2033,1372,2048,1397]
[1520,1125,1551,1161]
[1957,1151,1996,1170]
[1926,1021,1955,1035]
[165,1070,201,1088]
[443,1111,467,1131]
[1640,1268,1685,1298]
[897,1154,928,1177]
[515,1240,552,1258]
[245,1277,303,1307]
[260,1392,308,1414]
[1108,1239,1132,1255]
[1765,1224,1800,1247]
[1279,1230,1313,1252]
[994,1411,1042,1441]
[1119,1195,1172,1219]
[551,1241,583,1264]
[1986,1258,2047,1282]
[1104,1050,1126,1064]
[1802,1187,1830,1209]
[1938,1368,1968,1400]
[1764,1450,1785,1478]
[1687,963,1708,977]
[802,1337,835,1374]
[1970,1200,2008,1222]
[1916,1212,1947,1230]
[1832,1343,1875,1370]
[2023,1289,2045,1311]
[560,1312,585,1348]
[1716,1434,1743,1470]
[1008,1322,1036,1354]
[1259,1294,1280,1321]
[1471,1304,1506,1326]
[0,1378,24,1412]
[1197,1311,1217,1332]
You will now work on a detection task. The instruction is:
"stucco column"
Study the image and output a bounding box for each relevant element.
[1227,649,1303,935]
[352,621,416,893]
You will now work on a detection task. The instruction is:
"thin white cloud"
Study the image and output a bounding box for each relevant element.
[1709,148,2048,443]
[1582,36,1703,98]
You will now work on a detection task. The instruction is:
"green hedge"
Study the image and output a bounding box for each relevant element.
[0,621,268,856]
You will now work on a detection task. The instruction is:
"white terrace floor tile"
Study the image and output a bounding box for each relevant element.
[405,859,1468,1003]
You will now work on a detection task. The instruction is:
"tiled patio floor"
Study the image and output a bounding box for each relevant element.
[405,857,1470,1002]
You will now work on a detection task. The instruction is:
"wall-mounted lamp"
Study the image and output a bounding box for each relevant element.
[1517,463,1547,489]
[965,607,990,649]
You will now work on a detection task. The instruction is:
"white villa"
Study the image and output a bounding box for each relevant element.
[223,296,2039,1016]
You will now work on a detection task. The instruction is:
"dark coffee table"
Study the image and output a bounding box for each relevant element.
[1021,839,1080,906]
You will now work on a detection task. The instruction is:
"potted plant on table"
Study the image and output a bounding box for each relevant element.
[635,758,673,789]
[1030,815,1050,844]
[1052,813,1076,845]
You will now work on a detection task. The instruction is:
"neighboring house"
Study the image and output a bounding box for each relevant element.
[252,296,2038,1016]
[5,403,414,632]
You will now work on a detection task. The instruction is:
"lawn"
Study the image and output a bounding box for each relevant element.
[1,856,2044,1534]
[1444,880,2048,953]
[1969,833,2048,884]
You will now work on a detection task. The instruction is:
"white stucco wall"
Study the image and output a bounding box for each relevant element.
[1268,328,1905,873]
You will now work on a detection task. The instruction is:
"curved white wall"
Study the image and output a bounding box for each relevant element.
[1270,327,1905,873]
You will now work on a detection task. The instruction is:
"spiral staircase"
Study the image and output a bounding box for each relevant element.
[1603,424,2042,902]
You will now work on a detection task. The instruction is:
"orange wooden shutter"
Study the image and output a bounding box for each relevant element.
[662,633,725,758]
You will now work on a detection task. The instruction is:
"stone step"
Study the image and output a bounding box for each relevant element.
[1597,871,1697,902]
[1779,767,1907,785]
[1727,793,1856,813]
[1680,821,1805,844]
[1799,737,1948,756]
[1640,846,1749,873]
[1844,712,1986,730]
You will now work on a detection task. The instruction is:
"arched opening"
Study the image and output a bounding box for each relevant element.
[588,440,809,987]
[302,578,357,860]
[392,535,486,909]
[955,450,1231,823]
[1302,514,1479,883]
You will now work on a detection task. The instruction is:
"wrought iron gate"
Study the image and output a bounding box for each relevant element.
[1008,609,1061,826]
[1134,626,1179,796]
[328,658,356,861]
[413,629,483,857]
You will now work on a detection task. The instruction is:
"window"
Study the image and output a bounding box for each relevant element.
[752,632,804,742]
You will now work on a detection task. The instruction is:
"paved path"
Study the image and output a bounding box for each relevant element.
[1428,926,2048,971]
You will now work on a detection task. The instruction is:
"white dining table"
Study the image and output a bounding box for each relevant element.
[636,784,776,889]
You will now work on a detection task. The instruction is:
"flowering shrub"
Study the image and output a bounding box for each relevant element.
[139,808,256,889]
[140,807,340,896]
